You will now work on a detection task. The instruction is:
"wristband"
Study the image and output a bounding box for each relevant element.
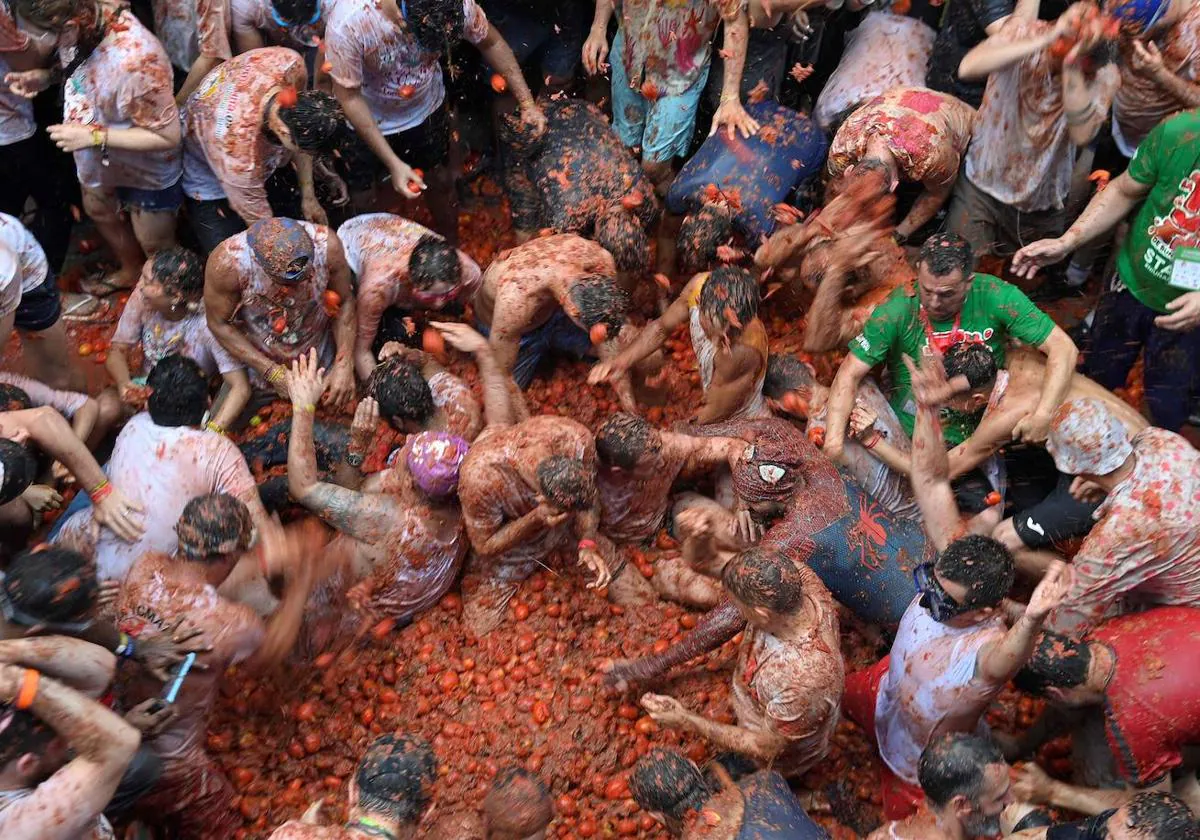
[863,431,882,450]
[302,403,316,415]
[578,539,598,552]
[89,479,114,504]
[205,420,226,436]
[15,669,39,710]
[266,365,287,384]
[90,127,103,147]
[115,632,136,659]
[345,451,365,468]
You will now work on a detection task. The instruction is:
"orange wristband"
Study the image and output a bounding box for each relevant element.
[15,669,39,710]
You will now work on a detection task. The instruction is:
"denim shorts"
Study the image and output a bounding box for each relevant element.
[117,179,185,213]
[13,271,62,332]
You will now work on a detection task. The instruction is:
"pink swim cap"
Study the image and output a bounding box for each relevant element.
[1046,397,1133,477]
[406,431,469,498]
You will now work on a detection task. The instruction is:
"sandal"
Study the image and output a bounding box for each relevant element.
[61,292,114,323]
[79,272,136,298]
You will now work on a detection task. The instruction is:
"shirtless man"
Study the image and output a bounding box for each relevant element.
[630,748,829,838]
[868,734,1013,840]
[456,415,615,634]
[0,654,140,839]
[590,266,769,423]
[266,734,437,839]
[474,234,632,395]
[338,213,482,380]
[115,493,316,838]
[205,217,356,405]
[286,350,469,637]
[869,342,1147,575]
[641,548,844,778]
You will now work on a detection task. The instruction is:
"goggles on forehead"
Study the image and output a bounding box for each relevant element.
[0,571,95,634]
[269,1,322,28]
[913,562,968,623]
[282,255,311,281]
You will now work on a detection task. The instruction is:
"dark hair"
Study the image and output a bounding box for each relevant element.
[2,546,96,624]
[535,455,595,511]
[405,0,465,52]
[1126,792,1200,840]
[722,547,805,614]
[828,157,890,201]
[270,0,318,25]
[918,733,1006,810]
[483,767,553,834]
[151,247,204,300]
[370,359,436,426]
[629,749,712,820]
[567,275,629,337]
[147,355,208,427]
[762,354,815,400]
[409,235,461,292]
[594,209,649,274]
[0,438,36,506]
[0,705,54,768]
[934,535,1014,610]
[278,90,343,154]
[943,341,997,390]
[678,205,734,275]
[1014,631,1093,696]
[0,383,32,412]
[919,233,974,278]
[175,493,253,562]
[595,413,659,470]
[699,266,759,335]
[14,0,78,30]
[355,734,438,823]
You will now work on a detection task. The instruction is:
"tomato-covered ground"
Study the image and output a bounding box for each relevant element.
[0,180,1150,837]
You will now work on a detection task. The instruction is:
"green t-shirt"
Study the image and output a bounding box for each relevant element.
[1117,109,1200,314]
[848,273,1056,445]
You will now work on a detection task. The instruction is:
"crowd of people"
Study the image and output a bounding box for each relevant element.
[3,0,1200,835]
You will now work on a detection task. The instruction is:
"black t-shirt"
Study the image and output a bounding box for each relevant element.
[925,0,1014,107]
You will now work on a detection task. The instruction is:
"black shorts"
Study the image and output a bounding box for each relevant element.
[14,271,62,332]
[1013,473,1102,549]
[341,103,451,193]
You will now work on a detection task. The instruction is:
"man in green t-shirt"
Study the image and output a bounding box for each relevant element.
[825,233,1078,458]
[1013,109,1200,431]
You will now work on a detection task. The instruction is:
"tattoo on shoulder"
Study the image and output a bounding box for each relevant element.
[303,483,365,531]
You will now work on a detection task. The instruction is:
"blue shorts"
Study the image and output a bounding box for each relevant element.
[477,310,595,389]
[14,271,62,332]
[610,28,710,164]
[118,179,184,213]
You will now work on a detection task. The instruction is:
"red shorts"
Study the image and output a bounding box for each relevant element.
[843,657,924,821]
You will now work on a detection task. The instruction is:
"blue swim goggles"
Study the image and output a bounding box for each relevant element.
[269,0,323,46]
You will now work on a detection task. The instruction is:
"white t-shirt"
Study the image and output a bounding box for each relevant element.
[875,597,1006,783]
[54,413,259,582]
[0,213,50,318]
[0,7,36,146]
[0,371,89,418]
[111,284,242,378]
[324,0,489,134]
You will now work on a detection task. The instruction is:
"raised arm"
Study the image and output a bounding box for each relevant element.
[959,13,1055,81]
[905,355,962,552]
[976,561,1067,683]
[432,321,524,429]
[0,636,116,699]
[0,664,140,840]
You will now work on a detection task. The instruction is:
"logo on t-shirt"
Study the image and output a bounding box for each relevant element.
[1145,170,1200,277]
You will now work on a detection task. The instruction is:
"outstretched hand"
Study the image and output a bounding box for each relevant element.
[902,352,959,408]
[430,320,489,355]
[286,348,327,411]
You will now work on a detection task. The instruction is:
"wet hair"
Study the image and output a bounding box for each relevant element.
[828,157,891,201]
[151,247,204,300]
[175,493,253,563]
[918,733,1006,810]
[919,233,975,279]
[2,546,96,624]
[594,209,649,274]
[0,383,32,412]
[0,706,54,768]
[934,535,1014,610]
[270,0,318,25]
[147,355,208,427]
[722,547,805,614]
[699,266,759,336]
[943,341,998,391]
[762,354,816,400]
[370,359,435,426]
[595,413,659,470]
[405,0,465,52]
[678,205,735,275]
[1014,631,1094,696]
[0,438,36,506]
[277,91,343,154]
[535,455,595,511]
[629,749,712,820]
[566,275,629,337]
[483,767,553,835]
[409,235,461,292]
[1126,791,1200,840]
[14,0,79,30]
[355,734,438,823]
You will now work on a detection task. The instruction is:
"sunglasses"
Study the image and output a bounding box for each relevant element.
[913,562,967,623]
[281,256,311,281]
[0,574,95,635]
